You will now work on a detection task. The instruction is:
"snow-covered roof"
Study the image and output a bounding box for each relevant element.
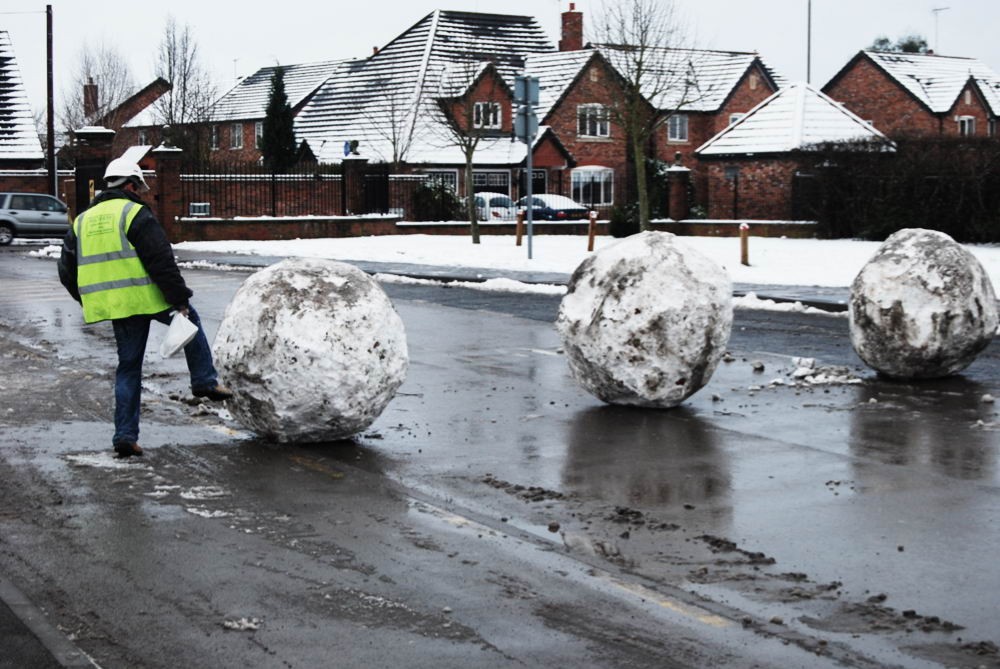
[209,59,351,123]
[856,50,1000,115]
[0,31,43,163]
[523,50,597,121]
[294,10,554,164]
[696,82,889,156]
[600,46,787,112]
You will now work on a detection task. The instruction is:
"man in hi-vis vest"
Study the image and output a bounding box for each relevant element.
[58,158,232,458]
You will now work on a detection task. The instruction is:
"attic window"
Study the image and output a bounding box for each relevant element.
[473,102,501,129]
[668,114,689,142]
[965,90,972,105]
[750,73,759,90]
[577,104,609,137]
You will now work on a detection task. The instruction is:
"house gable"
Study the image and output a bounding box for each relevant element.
[823,52,940,136]
[946,78,992,136]
[438,64,514,135]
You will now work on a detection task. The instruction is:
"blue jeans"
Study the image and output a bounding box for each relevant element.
[111,305,219,446]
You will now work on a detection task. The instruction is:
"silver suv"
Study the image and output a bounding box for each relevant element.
[0,192,71,245]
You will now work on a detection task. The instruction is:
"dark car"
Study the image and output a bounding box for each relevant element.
[0,192,71,245]
[516,194,590,221]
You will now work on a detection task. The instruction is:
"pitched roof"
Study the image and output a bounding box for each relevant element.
[523,50,598,121]
[696,82,889,156]
[110,77,171,128]
[0,31,43,162]
[847,50,1000,115]
[209,59,350,123]
[599,46,786,112]
[294,10,554,164]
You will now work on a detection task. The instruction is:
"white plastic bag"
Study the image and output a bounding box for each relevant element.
[160,310,198,358]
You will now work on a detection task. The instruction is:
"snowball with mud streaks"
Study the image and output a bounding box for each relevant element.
[214,258,408,442]
[556,231,733,408]
[849,228,998,379]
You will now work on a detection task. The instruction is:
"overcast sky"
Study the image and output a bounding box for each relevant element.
[4,0,998,118]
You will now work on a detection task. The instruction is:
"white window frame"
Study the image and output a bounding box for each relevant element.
[471,170,511,194]
[958,115,976,137]
[577,104,610,138]
[728,113,744,126]
[137,129,148,145]
[210,125,219,150]
[255,121,264,149]
[473,102,501,129]
[668,114,689,142]
[990,118,997,138]
[423,169,459,192]
[230,122,243,149]
[571,166,614,207]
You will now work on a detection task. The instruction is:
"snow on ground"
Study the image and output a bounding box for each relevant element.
[173,234,1000,290]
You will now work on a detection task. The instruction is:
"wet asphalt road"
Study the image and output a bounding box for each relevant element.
[0,244,998,668]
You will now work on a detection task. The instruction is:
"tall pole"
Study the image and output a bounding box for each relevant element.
[806,0,812,85]
[932,7,950,53]
[46,4,55,195]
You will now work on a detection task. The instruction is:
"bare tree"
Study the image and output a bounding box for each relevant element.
[59,40,136,134]
[151,15,218,159]
[432,61,509,244]
[593,0,700,230]
[364,78,418,170]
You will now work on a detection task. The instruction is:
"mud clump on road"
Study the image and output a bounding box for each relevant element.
[803,601,964,634]
[696,534,776,566]
[481,474,567,503]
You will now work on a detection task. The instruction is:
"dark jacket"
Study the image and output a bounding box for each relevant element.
[57,188,193,309]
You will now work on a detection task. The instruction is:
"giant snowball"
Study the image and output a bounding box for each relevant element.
[556,231,733,408]
[849,228,998,379]
[214,258,408,442]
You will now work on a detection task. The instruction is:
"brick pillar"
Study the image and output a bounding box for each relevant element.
[667,165,691,221]
[71,126,115,219]
[342,155,369,215]
[151,144,184,241]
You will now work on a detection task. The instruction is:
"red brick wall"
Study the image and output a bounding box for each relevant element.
[704,158,799,220]
[657,62,780,212]
[0,172,75,202]
[946,83,992,137]
[544,58,629,205]
[823,56,940,136]
[446,70,513,135]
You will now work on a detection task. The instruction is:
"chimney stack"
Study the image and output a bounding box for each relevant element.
[83,77,99,120]
[559,2,583,52]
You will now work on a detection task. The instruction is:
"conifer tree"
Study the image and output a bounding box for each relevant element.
[261,66,298,172]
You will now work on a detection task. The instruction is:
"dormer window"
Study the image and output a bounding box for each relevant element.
[577,104,609,137]
[473,102,501,129]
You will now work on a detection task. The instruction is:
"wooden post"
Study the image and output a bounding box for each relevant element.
[515,210,524,246]
[587,210,597,252]
[740,222,750,266]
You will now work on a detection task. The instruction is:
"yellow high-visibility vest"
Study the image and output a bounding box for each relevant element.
[74,199,171,323]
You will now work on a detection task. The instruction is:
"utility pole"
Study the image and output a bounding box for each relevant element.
[46,4,55,196]
[806,0,812,84]
[932,6,950,53]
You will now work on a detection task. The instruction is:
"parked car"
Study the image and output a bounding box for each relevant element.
[0,192,71,245]
[516,194,590,221]
[470,192,517,220]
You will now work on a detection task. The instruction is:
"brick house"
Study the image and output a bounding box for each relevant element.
[95,77,171,157]
[823,50,1000,138]
[696,83,891,220]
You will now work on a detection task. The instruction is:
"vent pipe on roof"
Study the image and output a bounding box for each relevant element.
[559,3,583,52]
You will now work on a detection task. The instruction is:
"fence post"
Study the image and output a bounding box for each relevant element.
[666,162,691,221]
[587,210,597,252]
[515,210,524,246]
[151,143,184,241]
[740,222,750,266]
[342,155,369,215]
[70,126,115,219]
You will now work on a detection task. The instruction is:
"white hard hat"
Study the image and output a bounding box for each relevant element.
[104,158,149,192]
